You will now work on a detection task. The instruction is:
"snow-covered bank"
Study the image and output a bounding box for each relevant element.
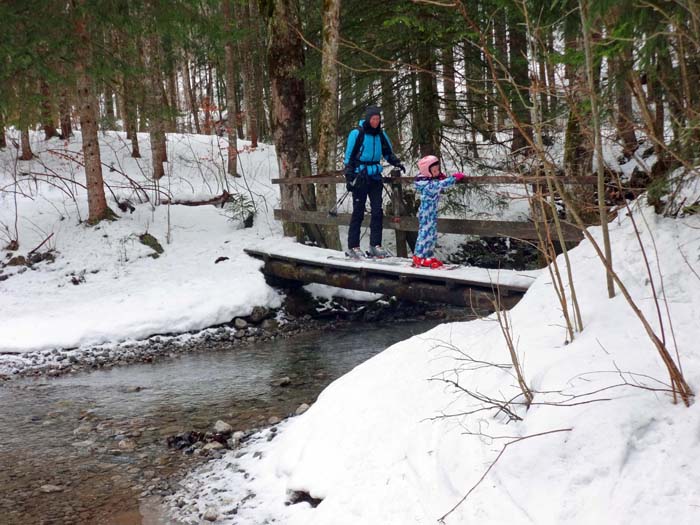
[170,204,700,525]
[0,131,282,355]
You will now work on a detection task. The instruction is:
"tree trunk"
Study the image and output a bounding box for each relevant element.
[40,81,59,140]
[73,1,112,224]
[184,58,201,134]
[315,0,342,250]
[494,11,508,130]
[381,73,399,148]
[416,42,440,156]
[249,0,268,141]
[442,45,457,125]
[236,0,259,147]
[123,76,141,158]
[144,33,167,180]
[104,83,116,129]
[614,57,637,157]
[563,34,596,224]
[0,110,6,148]
[265,0,322,243]
[20,127,33,160]
[223,0,239,176]
[546,32,557,116]
[59,88,73,139]
[538,57,549,118]
[508,13,533,154]
[167,61,179,132]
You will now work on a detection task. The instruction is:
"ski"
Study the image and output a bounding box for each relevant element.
[326,255,461,271]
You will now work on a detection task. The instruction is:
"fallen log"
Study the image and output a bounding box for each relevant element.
[162,191,231,207]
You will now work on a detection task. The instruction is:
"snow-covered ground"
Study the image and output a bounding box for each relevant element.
[0,131,283,357]
[169,201,700,524]
[3,128,699,524]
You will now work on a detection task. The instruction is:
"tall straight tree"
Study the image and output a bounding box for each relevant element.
[0,108,5,148]
[315,0,342,250]
[71,0,112,224]
[416,42,440,156]
[144,31,167,180]
[507,9,533,153]
[39,80,58,139]
[262,0,322,243]
[223,0,239,176]
[442,45,458,125]
[235,0,258,147]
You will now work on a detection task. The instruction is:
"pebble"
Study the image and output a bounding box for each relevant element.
[117,439,137,451]
[39,484,64,493]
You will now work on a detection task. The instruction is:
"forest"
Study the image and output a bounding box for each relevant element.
[2,0,698,225]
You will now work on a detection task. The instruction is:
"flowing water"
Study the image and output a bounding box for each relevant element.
[0,320,445,524]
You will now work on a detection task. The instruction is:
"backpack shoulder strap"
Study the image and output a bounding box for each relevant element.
[349,126,365,164]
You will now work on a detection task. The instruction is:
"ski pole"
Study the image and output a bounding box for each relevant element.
[328,190,350,217]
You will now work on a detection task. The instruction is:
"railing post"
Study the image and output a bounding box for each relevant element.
[389,169,409,258]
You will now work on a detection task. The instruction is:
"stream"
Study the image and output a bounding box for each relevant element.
[0,319,447,524]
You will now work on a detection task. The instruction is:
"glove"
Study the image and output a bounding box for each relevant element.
[387,155,406,174]
[453,172,466,182]
[344,166,356,191]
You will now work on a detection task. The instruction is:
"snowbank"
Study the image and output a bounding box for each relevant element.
[171,203,700,524]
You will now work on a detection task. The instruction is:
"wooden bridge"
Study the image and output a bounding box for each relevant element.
[245,241,540,310]
[247,170,593,308]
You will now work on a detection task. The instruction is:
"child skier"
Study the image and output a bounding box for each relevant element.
[413,155,465,269]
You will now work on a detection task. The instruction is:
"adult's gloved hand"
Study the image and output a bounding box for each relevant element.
[387,155,406,174]
[453,172,466,182]
[344,166,356,191]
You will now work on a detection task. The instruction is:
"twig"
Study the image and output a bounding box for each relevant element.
[27,232,54,256]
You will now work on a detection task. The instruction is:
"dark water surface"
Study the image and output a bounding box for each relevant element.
[0,320,443,524]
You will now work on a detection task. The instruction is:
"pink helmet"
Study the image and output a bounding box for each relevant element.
[417,155,440,177]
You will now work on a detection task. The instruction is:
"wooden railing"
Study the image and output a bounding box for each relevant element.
[272,170,594,256]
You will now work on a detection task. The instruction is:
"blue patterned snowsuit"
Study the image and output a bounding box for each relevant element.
[414,176,456,258]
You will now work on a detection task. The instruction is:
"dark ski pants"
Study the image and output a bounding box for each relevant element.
[348,178,383,249]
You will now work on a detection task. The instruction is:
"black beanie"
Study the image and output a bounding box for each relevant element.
[364,106,381,121]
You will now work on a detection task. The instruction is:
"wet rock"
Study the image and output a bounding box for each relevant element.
[261,318,279,331]
[73,423,93,435]
[39,484,64,493]
[271,376,291,387]
[295,403,310,416]
[202,441,224,451]
[119,386,143,393]
[213,420,233,434]
[249,306,269,324]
